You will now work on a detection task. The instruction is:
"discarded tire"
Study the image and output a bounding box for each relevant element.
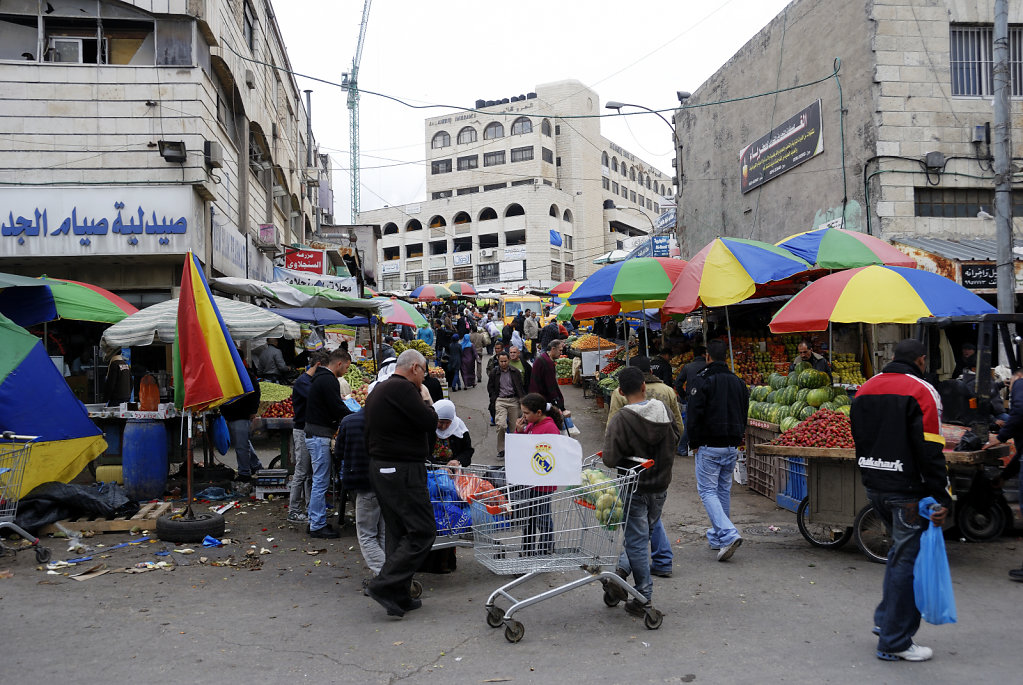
[156,512,225,543]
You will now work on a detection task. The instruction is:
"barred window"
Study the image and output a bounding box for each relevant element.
[914,187,1023,216]
[950,24,1023,96]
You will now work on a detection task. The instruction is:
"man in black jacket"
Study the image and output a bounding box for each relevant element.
[488,351,526,460]
[983,367,1023,582]
[686,340,749,562]
[674,345,707,456]
[303,349,352,539]
[288,350,328,523]
[364,350,438,618]
[220,360,262,481]
[852,339,950,662]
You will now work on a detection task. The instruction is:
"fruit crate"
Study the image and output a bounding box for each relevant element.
[774,455,807,512]
[746,420,780,500]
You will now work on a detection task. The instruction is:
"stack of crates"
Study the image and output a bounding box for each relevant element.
[774,456,807,512]
[745,421,780,500]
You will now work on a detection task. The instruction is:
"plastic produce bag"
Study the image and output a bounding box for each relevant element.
[453,471,509,515]
[211,415,230,456]
[913,496,957,625]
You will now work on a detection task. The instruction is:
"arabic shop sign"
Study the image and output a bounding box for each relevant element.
[0,187,200,257]
[738,99,824,194]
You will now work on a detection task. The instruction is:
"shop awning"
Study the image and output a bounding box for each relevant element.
[891,237,1023,293]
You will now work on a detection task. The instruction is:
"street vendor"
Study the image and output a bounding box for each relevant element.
[103,348,132,406]
[790,340,831,377]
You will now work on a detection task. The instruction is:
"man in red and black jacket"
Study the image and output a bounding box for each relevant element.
[528,339,565,410]
[850,338,950,663]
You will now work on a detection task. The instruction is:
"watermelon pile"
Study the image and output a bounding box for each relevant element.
[748,363,850,431]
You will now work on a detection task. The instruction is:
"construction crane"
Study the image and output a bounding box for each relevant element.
[341,0,372,222]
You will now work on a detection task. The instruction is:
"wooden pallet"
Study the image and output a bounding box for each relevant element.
[41,501,173,535]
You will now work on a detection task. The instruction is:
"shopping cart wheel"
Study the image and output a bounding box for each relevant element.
[486,605,505,628]
[504,619,525,643]
[643,607,663,630]
[34,546,51,563]
[409,579,423,599]
[602,588,622,607]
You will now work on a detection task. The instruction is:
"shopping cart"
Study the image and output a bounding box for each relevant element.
[0,432,51,563]
[473,454,660,643]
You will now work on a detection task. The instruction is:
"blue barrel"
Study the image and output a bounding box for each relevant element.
[122,419,168,500]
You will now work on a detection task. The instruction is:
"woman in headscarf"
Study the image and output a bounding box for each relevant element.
[422,399,473,574]
[461,326,479,388]
[447,334,463,390]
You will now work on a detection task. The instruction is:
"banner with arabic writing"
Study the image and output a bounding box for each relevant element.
[738,99,823,194]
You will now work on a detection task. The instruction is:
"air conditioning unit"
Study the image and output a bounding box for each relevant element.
[204,140,224,168]
[480,248,496,257]
[401,282,412,290]
[255,224,281,254]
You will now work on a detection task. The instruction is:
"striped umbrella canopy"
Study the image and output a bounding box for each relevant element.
[173,252,253,413]
[769,265,997,333]
[0,312,106,498]
[101,295,300,352]
[550,280,583,296]
[568,257,687,305]
[0,272,138,327]
[372,297,428,327]
[663,237,811,314]
[410,283,455,301]
[776,227,916,269]
[444,281,478,297]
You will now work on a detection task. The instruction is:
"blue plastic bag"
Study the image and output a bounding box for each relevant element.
[211,415,230,456]
[913,496,957,625]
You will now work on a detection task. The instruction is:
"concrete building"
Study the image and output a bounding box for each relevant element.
[0,0,331,305]
[675,0,1023,290]
[358,80,673,292]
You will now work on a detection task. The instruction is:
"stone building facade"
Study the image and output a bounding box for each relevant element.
[676,0,1023,259]
[359,80,673,291]
[0,0,330,305]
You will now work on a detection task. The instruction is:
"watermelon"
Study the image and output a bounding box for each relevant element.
[752,385,771,402]
[795,388,810,403]
[836,405,851,416]
[766,390,778,404]
[832,391,850,407]
[768,405,786,424]
[792,361,812,374]
[806,387,830,407]
[786,372,800,387]
[790,400,807,416]
[799,405,817,420]
[820,401,837,412]
[768,373,787,390]
[779,416,800,432]
[798,369,829,389]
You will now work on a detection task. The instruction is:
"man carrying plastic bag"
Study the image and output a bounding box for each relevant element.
[851,339,952,663]
[914,496,957,626]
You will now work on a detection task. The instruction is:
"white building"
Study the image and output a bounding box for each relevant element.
[0,0,331,304]
[358,80,674,292]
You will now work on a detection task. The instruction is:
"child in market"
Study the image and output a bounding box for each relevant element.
[512,393,564,555]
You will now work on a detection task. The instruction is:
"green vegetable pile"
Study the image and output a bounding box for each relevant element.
[259,381,292,402]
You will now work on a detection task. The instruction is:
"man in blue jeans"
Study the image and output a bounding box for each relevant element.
[303,349,353,539]
[603,366,677,617]
[686,340,748,562]
[852,339,950,662]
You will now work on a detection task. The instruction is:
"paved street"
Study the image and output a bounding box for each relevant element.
[1,375,1020,684]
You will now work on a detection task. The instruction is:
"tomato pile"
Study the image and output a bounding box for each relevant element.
[600,360,623,375]
[773,408,854,449]
[262,397,294,418]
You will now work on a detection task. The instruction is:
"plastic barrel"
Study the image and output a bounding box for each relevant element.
[122,419,168,500]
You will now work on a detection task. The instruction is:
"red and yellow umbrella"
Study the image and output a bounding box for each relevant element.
[445,281,478,297]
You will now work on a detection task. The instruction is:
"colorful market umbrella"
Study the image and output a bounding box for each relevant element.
[268,307,368,326]
[372,297,428,327]
[550,280,583,296]
[769,265,998,333]
[568,257,687,305]
[776,227,916,269]
[552,300,621,321]
[0,272,138,327]
[444,281,478,297]
[410,283,455,301]
[663,237,812,314]
[173,252,253,414]
[0,312,106,498]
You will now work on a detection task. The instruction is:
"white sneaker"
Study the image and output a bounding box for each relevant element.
[877,642,933,662]
[287,512,308,523]
[717,537,742,562]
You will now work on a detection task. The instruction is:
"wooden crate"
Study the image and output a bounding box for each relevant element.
[40,501,173,535]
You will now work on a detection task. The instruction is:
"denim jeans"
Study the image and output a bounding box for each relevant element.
[355,490,386,575]
[677,405,689,455]
[617,490,667,602]
[617,519,673,575]
[228,419,261,477]
[867,490,926,654]
[288,428,312,512]
[695,446,740,548]
[304,435,332,531]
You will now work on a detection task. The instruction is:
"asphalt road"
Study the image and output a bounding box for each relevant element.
[1,368,1020,684]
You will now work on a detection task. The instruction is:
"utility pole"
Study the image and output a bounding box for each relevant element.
[993,0,1014,313]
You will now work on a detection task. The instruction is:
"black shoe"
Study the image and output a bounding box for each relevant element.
[399,597,423,612]
[651,568,673,578]
[234,474,252,483]
[309,526,340,539]
[624,598,651,618]
[367,587,405,617]
[496,451,504,460]
[1009,566,1023,582]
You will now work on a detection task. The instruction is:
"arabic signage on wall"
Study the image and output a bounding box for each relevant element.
[961,263,997,290]
[453,252,472,266]
[0,186,201,257]
[738,100,824,194]
[273,266,358,295]
[211,221,273,282]
[285,248,327,275]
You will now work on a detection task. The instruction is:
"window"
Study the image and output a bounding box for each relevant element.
[565,263,574,279]
[555,125,561,135]
[478,263,500,284]
[510,179,533,186]
[484,151,506,167]
[157,21,193,66]
[484,122,504,139]
[383,222,398,235]
[646,177,652,190]
[457,155,478,171]
[429,215,446,228]
[602,177,610,190]
[639,194,645,207]
[383,246,400,260]
[406,219,423,232]
[654,203,660,213]
[406,243,424,258]
[479,232,499,248]
[432,131,451,149]
[453,211,472,224]
[612,181,619,194]
[542,147,554,164]
[914,187,1023,217]
[382,275,400,291]
[637,172,644,186]
[429,268,448,282]
[602,152,609,167]
[429,240,448,255]
[431,190,453,199]
[457,126,477,144]
[511,117,533,135]
[506,229,526,245]
[457,186,479,195]
[950,25,1023,97]
[612,157,618,172]
[541,119,552,136]
[630,190,637,203]
[511,146,534,162]
[660,183,667,195]
[622,164,629,177]
[563,210,573,224]
[551,262,562,281]
[549,205,559,217]
[243,1,256,51]
[621,186,628,199]
[453,266,473,282]
[431,159,452,174]
[505,204,525,218]
[483,182,506,191]
[563,234,573,249]
[479,208,498,221]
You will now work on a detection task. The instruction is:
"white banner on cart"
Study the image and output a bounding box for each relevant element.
[504,434,582,486]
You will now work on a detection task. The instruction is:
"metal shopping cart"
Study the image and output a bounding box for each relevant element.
[0,432,51,563]
[472,454,660,643]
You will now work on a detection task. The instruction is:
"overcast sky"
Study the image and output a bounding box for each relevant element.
[272,0,793,221]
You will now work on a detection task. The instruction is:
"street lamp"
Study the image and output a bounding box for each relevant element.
[608,202,656,255]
